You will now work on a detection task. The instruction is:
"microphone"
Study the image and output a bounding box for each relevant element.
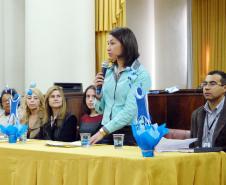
[96,61,109,95]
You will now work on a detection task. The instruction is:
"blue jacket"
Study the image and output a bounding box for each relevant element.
[95,59,151,133]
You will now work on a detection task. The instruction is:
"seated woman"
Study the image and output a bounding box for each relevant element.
[0,88,18,126]
[41,85,77,142]
[79,85,103,136]
[20,88,45,139]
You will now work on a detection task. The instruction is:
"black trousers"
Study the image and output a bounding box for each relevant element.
[99,126,137,146]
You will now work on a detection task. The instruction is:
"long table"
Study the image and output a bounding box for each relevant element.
[0,140,225,185]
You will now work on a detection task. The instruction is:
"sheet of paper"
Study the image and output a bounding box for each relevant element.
[46,140,81,147]
[155,137,197,152]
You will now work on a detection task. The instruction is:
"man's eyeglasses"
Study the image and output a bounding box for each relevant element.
[200,81,224,88]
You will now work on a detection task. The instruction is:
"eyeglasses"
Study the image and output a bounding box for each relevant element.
[200,81,224,88]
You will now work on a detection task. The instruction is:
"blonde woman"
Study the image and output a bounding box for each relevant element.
[20,88,45,139]
[42,86,77,142]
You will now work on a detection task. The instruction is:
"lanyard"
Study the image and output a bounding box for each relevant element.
[206,113,220,134]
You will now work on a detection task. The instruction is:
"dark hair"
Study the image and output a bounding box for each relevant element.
[109,27,139,67]
[208,70,226,85]
[0,88,18,107]
[82,85,96,115]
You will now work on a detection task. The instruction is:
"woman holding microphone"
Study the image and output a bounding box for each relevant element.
[90,27,151,145]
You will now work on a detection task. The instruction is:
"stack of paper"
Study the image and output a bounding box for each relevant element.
[155,137,197,152]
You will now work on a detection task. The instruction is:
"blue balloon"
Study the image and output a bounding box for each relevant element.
[30,82,36,88]
[26,89,33,96]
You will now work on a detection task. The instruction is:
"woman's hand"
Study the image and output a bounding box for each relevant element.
[94,72,104,99]
[95,72,104,86]
[90,131,104,145]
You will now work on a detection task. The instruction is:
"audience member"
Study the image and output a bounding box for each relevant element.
[191,70,226,147]
[41,85,77,142]
[20,88,45,139]
[0,88,18,126]
[79,85,103,136]
[90,27,151,145]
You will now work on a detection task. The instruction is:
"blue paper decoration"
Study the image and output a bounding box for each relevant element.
[0,93,28,143]
[26,81,37,96]
[29,81,36,88]
[132,87,169,157]
[26,89,33,96]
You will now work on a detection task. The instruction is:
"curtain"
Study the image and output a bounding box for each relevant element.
[95,0,126,72]
[192,0,226,88]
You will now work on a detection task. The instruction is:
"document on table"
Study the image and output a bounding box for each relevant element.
[46,140,81,147]
[155,137,198,152]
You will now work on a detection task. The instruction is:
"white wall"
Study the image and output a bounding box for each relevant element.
[25,0,95,93]
[0,0,95,94]
[0,0,4,88]
[127,0,155,87]
[127,0,188,89]
[155,0,187,89]
[0,0,188,93]
[0,0,25,93]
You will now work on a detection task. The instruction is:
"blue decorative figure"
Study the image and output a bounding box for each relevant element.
[131,87,169,157]
[0,93,28,143]
[8,93,20,124]
[29,81,36,88]
[26,89,33,96]
[25,81,37,96]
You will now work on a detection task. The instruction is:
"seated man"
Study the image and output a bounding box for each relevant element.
[191,70,226,148]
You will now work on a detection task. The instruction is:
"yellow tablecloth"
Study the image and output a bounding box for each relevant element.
[0,140,225,185]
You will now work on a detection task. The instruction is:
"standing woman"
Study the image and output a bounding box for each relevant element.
[90,27,151,145]
[42,86,77,142]
[20,88,45,139]
[79,85,103,136]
